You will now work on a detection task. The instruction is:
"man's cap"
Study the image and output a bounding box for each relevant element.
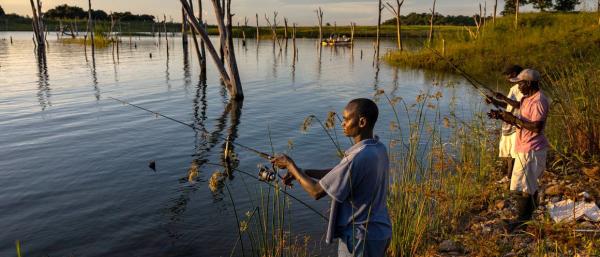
[502,65,523,76]
[509,69,540,83]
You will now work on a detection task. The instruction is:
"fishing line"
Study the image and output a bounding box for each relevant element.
[413,39,503,109]
[108,97,327,220]
[108,96,274,160]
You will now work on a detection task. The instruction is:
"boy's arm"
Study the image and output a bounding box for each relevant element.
[305,169,332,179]
[272,155,327,200]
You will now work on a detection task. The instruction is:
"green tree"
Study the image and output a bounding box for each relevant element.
[554,0,580,11]
[0,5,5,17]
[530,0,554,11]
[45,4,86,19]
[502,0,527,15]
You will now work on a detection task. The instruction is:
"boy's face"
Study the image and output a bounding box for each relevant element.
[341,104,367,137]
[505,71,519,81]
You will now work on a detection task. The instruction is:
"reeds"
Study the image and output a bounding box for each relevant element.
[378,89,496,256]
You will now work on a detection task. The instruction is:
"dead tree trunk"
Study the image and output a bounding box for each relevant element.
[198,0,206,74]
[428,0,436,44]
[515,0,519,30]
[29,0,45,48]
[186,0,202,64]
[350,22,355,43]
[385,0,404,51]
[265,12,282,50]
[284,18,288,39]
[493,0,498,25]
[255,13,260,40]
[242,17,248,45]
[292,23,297,65]
[180,0,243,99]
[223,0,243,99]
[164,15,169,56]
[597,0,599,25]
[88,0,95,58]
[316,7,323,43]
[376,0,382,59]
[182,7,189,48]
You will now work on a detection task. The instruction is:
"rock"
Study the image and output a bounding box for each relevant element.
[551,196,561,203]
[439,239,463,253]
[579,221,596,229]
[582,166,600,179]
[496,200,507,210]
[545,184,564,196]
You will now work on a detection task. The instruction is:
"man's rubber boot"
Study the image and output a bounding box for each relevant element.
[508,192,536,232]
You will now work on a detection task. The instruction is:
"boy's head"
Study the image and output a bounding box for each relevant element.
[342,98,378,137]
[502,65,524,81]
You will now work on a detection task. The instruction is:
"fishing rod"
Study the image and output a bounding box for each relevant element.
[204,162,328,221]
[108,96,274,160]
[108,97,326,220]
[414,39,503,109]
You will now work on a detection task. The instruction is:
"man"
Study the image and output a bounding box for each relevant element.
[271,98,391,257]
[487,69,550,230]
[486,65,524,179]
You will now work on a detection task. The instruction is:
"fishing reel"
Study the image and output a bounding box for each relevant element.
[257,164,277,182]
[487,109,503,120]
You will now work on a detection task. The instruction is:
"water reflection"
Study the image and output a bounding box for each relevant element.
[182,45,192,91]
[166,50,171,90]
[36,48,51,110]
[90,58,100,101]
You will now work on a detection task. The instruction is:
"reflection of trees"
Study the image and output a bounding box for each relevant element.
[165,76,244,241]
[89,57,100,101]
[166,49,171,90]
[316,44,322,80]
[183,44,192,90]
[36,49,51,110]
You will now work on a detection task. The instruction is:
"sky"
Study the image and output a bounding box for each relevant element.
[1,0,596,25]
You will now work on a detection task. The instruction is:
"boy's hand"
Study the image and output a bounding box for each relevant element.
[271,154,295,170]
[282,172,295,187]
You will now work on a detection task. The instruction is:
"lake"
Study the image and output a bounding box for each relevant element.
[0,31,481,256]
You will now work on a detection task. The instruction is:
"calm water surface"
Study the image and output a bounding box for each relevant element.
[0,32,480,256]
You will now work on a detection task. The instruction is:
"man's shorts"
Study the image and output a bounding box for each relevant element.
[510,148,548,194]
[499,132,517,158]
[338,235,390,257]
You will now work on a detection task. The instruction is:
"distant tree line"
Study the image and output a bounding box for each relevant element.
[0,4,155,22]
[503,0,580,14]
[44,4,155,21]
[383,12,476,26]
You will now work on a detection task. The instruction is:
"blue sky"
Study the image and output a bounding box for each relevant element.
[2,0,596,25]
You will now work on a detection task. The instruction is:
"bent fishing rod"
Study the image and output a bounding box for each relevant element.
[414,38,503,109]
[108,96,274,160]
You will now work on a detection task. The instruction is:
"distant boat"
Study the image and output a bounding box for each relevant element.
[321,35,352,46]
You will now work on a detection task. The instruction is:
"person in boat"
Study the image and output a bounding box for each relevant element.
[487,69,550,231]
[271,98,392,257]
[486,65,524,179]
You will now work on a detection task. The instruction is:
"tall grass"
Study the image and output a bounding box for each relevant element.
[378,89,496,256]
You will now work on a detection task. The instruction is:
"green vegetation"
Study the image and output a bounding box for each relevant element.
[503,0,581,14]
[383,12,477,26]
[383,12,600,255]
